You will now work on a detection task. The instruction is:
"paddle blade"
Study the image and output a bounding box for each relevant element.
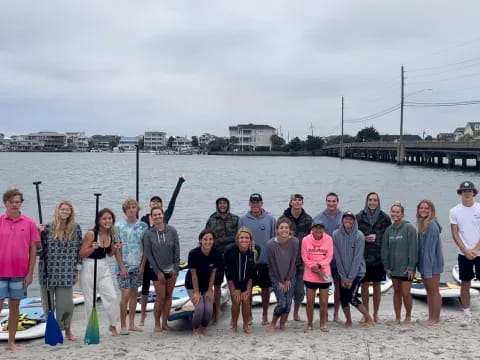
[84,309,100,345]
[45,311,63,346]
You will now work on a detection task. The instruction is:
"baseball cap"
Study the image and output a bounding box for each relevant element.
[342,211,355,219]
[150,196,162,202]
[249,193,263,202]
[457,180,478,195]
[311,219,325,228]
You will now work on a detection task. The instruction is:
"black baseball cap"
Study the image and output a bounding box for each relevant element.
[342,211,355,220]
[249,193,263,202]
[311,219,325,228]
[150,196,162,202]
[457,181,478,195]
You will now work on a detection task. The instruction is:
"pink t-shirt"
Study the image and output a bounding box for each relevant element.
[0,213,40,277]
[301,232,333,283]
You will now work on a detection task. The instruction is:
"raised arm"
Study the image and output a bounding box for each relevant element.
[164,175,186,223]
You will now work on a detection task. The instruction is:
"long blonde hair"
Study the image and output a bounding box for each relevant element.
[416,199,437,233]
[51,201,77,240]
[236,227,258,262]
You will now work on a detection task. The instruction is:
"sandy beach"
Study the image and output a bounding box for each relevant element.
[3,289,479,360]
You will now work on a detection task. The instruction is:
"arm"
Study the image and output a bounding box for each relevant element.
[24,242,38,287]
[347,233,365,282]
[406,225,418,273]
[143,232,160,275]
[206,268,217,300]
[318,235,334,267]
[301,236,316,269]
[173,228,180,271]
[79,230,96,258]
[381,229,390,271]
[190,269,201,304]
[267,242,279,283]
[114,239,128,278]
[421,223,439,278]
[164,175,186,223]
[286,238,299,281]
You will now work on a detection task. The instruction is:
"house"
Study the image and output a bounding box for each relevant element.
[228,124,276,151]
[199,133,217,148]
[463,123,480,139]
[66,132,89,151]
[172,136,192,151]
[453,127,465,141]
[118,136,141,151]
[144,131,167,151]
[25,132,67,150]
[437,133,454,141]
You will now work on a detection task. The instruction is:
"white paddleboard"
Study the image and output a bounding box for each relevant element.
[411,279,479,298]
[0,307,46,341]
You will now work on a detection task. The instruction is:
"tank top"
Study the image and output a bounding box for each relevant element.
[88,233,113,259]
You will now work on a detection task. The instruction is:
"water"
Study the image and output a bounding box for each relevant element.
[1,152,478,295]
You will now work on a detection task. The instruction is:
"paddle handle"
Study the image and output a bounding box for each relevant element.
[92,192,102,308]
[33,181,43,224]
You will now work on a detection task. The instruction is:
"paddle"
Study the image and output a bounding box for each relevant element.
[84,193,102,345]
[33,181,64,346]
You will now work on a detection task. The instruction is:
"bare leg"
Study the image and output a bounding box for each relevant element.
[460,280,471,309]
[214,284,222,322]
[268,315,279,332]
[319,288,329,331]
[360,282,370,319]
[119,289,130,334]
[162,276,176,330]
[279,313,288,329]
[356,303,374,327]
[153,279,166,332]
[241,296,252,333]
[139,294,148,326]
[305,288,315,330]
[372,282,382,323]
[65,327,77,341]
[230,295,240,332]
[128,289,142,331]
[342,306,352,328]
[392,279,402,324]
[7,299,20,351]
[261,287,270,325]
[401,281,413,324]
[333,280,341,322]
[293,301,303,321]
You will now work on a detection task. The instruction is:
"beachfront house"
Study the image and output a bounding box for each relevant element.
[229,124,276,151]
[463,122,480,140]
[118,136,141,151]
[144,131,167,151]
[453,127,464,141]
[66,132,89,151]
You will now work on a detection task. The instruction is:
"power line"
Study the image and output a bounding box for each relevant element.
[408,55,480,73]
[407,71,480,85]
[344,104,400,123]
[405,99,480,107]
[410,60,480,78]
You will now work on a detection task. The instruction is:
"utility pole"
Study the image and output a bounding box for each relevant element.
[398,65,405,165]
[340,96,345,159]
[310,122,314,137]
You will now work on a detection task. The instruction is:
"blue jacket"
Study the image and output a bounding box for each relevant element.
[418,220,444,278]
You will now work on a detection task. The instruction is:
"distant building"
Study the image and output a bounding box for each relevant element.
[89,134,120,150]
[229,124,276,151]
[453,127,465,141]
[199,133,217,147]
[66,132,89,151]
[463,122,480,139]
[172,136,192,151]
[144,131,167,151]
[25,132,66,150]
[119,136,141,151]
[437,133,454,141]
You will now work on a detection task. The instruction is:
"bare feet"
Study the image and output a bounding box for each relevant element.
[129,325,144,332]
[243,326,253,334]
[262,316,269,325]
[293,314,304,322]
[200,327,207,336]
[65,329,77,341]
[268,324,276,333]
[192,328,200,336]
[374,315,382,324]
[120,327,130,335]
[387,319,401,325]
[279,321,287,330]
[214,310,223,323]
[363,320,374,328]
[333,315,341,323]
[139,315,146,327]
[320,326,329,332]
[109,325,119,336]
[402,318,412,325]
[231,325,238,333]
[153,326,163,333]
[344,321,352,328]
[304,325,313,332]
[8,342,21,351]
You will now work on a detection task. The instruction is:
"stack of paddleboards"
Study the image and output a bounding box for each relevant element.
[252,286,277,306]
[452,265,480,289]
[411,277,479,298]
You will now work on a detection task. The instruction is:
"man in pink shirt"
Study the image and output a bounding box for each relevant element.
[0,188,40,351]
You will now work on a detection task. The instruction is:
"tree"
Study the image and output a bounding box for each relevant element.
[208,138,229,152]
[271,134,285,147]
[167,136,175,148]
[356,126,380,142]
[289,137,304,151]
[230,136,238,144]
[305,135,324,150]
[191,136,199,147]
[138,137,144,150]
[324,135,355,145]
[425,135,433,141]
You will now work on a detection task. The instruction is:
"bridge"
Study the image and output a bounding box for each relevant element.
[322,141,480,170]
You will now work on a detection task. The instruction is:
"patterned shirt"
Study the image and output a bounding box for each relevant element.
[38,223,83,287]
[115,219,147,272]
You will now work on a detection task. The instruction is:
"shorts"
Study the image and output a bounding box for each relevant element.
[253,264,272,288]
[391,275,411,282]
[117,272,143,290]
[141,262,158,295]
[304,280,331,290]
[0,277,26,300]
[214,265,225,286]
[361,263,386,283]
[458,254,480,281]
[339,277,362,308]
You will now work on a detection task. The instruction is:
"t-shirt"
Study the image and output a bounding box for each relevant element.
[449,202,480,255]
[185,247,221,292]
[0,213,40,277]
[114,219,147,272]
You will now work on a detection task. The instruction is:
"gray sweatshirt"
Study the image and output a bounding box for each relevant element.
[333,221,366,282]
[313,209,343,236]
[267,236,299,283]
[142,224,180,276]
[238,209,276,264]
[417,219,444,278]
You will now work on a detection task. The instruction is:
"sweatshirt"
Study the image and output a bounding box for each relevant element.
[301,231,333,283]
[224,245,256,292]
[267,236,299,283]
[279,207,313,268]
[356,209,392,266]
[205,197,239,252]
[381,220,418,277]
[142,224,180,276]
[313,209,343,236]
[238,209,276,264]
[417,220,444,278]
[333,221,366,282]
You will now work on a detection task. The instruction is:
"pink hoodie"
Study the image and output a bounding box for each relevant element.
[301,231,334,283]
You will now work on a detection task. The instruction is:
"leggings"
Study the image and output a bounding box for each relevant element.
[187,289,213,329]
[40,285,74,330]
[272,278,296,317]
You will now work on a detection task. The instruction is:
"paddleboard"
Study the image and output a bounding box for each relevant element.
[411,278,479,298]
[0,307,46,341]
[452,265,480,289]
[301,283,335,306]
[252,286,277,306]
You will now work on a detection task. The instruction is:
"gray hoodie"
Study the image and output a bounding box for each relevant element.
[238,209,276,264]
[142,224,180,276]
[333,219,366,282]
[418,219,444,278]
[313,209,343,236]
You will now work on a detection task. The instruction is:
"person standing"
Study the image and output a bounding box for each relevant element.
[449,180,480,325]
[333,211,373,328]
[238,193,276,325]
[356,192,391,323]
[142,207,180,332]
[381,202,418,325]
[279,194,312,322]
[0,189,40,351]
[139,174,186,325]
[313,192,343,322]
[267,218,299,333]
[185,230,221,336]
[417,200,444,324]
[114,199,147,334]
[301,219,333,332]
[38,200,82,341]
[205,197,239,321]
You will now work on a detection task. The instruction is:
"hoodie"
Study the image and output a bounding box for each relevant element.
[205,197,240,252]
[238,209,276,264]
[381,220,418,277]
[301,231,333,283]
[333,219,366,282]
[224,245,256,292]
[417,220,444,278]
[313,209,343,236]
[279,207,313,268]
[142,224,180,276]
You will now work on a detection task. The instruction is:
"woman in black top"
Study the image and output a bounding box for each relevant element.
[79,208,121,337]
[224,227,256,334]
[185,230,221,336]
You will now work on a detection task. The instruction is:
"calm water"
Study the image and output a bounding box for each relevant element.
[1,152,478,295]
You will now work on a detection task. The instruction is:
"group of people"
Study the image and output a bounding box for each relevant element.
[1,177,479,350]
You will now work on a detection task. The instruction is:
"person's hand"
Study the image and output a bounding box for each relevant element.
[114,241,122,250]
[206,288,214,301]
[284,280,291,291]
[38,224,45,232]
[365,235,375,243]
[91,241,99,250]
[318,269,326,279]
[311,264,320,273]
[120,268,128,279]
[241,291,249,301]
[405,270,415,281]
[465,249,477,260]
[138,265,144,275]
[386,269,392,278]
[192,291,201,305]
[24,273,33,288]
[180,173,187,181]
[74,272,79,285]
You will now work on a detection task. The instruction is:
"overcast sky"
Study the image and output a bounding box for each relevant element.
[1,1,479,140]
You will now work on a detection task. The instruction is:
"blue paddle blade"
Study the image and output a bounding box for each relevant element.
[45,311,63,346]
[84,308,100,345]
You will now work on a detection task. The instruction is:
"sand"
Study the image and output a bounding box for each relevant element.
[3,292,479,360]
